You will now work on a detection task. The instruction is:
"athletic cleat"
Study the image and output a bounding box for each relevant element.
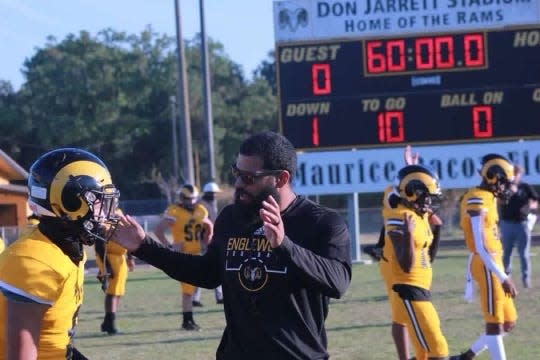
[182,320,201,331]
[192,300,204,307]
[449,352,471,360]
[100,322,119,335]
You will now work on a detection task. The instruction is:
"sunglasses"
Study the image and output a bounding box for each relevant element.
[231,164,282,185]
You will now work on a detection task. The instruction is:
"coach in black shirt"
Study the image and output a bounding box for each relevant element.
[113,131,352,359]
[500,165,539,288]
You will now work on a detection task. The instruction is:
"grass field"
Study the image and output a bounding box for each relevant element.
[75,249,540,359]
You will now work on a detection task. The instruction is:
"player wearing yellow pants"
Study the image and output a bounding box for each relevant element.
[95,237,134,335]
[0,148,120,359]
[387,165,448,360]
[368,147,441,360]
[469,255,517,325]
[455,154,519,360]
[175,234,201,297]
[379,186,413,360]
[154,184,212,331]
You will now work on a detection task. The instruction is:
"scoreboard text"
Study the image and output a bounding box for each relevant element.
[277,26,540,150]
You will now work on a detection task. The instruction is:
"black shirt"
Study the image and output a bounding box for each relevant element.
[500,182,539,222]
[133,196,352,360]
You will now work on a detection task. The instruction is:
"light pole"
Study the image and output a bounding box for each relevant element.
[199,0,216,183]
[173,0,194,185]
[169,95,179,180]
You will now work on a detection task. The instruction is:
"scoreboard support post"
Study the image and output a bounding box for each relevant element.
[347,192,369,264]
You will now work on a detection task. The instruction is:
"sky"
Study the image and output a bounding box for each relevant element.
[0,0,275,90]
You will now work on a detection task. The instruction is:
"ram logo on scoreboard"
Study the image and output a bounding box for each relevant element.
[274,0,540,41]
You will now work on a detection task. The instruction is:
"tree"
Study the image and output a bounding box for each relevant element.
[15,29,179,198]
[0,80,39,164]
[255,50,276,95]
[178,35,277,187]
[0,28,277,200]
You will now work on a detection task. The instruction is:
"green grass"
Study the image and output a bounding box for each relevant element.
[76,249,540,359]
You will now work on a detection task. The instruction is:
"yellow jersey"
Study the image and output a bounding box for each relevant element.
[460,187,502,254]
[19,216,40,239]
[0,227,85,360]
[385,204,433,290]
[164,203,209,254]
[0,237,4,254]
[105,240,127,255]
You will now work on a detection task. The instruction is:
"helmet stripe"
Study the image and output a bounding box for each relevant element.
[49,160,113,220]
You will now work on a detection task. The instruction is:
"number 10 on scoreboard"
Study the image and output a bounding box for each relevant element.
[375,106,493,144]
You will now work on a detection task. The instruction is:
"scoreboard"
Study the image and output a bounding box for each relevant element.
[277,26,540,150]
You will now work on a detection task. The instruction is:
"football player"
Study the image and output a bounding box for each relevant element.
[0,148,120,360]
[453,154,518,360]
[154,184,212,331]
[195,181,224,305]
[379,185,412,360]
[364,145,421,262]
[386,164,449,360]
[95,208,135,335]
[366,145,443,360]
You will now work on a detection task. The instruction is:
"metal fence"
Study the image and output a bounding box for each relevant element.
[1,199,535,246]
[0,208,467,250]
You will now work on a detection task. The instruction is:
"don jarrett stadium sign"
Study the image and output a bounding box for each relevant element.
[274,0,540,41]
[293,140,540,195]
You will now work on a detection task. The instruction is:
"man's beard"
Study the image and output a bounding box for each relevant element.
[233,185,280,228]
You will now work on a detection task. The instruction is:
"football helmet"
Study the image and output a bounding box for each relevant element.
[28,148,120,244]
[178,184,200,199]
[479,153,514,201]
[203,181,221,193]
[396,164,442,215]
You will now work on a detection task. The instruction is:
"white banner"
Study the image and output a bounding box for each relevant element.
[293,140,540,195]
[274,0,540,42]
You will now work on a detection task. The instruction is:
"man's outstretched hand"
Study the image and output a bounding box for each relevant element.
[112,214,146,252]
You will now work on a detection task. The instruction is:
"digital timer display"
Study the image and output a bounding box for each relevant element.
[364,33,486,75]
[277,26,540,150]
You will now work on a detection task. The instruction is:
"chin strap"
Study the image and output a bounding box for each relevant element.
[38,219,85,265]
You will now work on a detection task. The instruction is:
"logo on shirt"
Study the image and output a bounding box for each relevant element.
[238,258,268,291]
[225,236,287,292]
[253,226,265,236]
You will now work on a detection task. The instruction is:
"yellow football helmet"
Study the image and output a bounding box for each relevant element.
[178,184,200,199]
[28,148,120,244]
[479,153,514,200]
[396,164,442,215]
[177,184,199,209]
